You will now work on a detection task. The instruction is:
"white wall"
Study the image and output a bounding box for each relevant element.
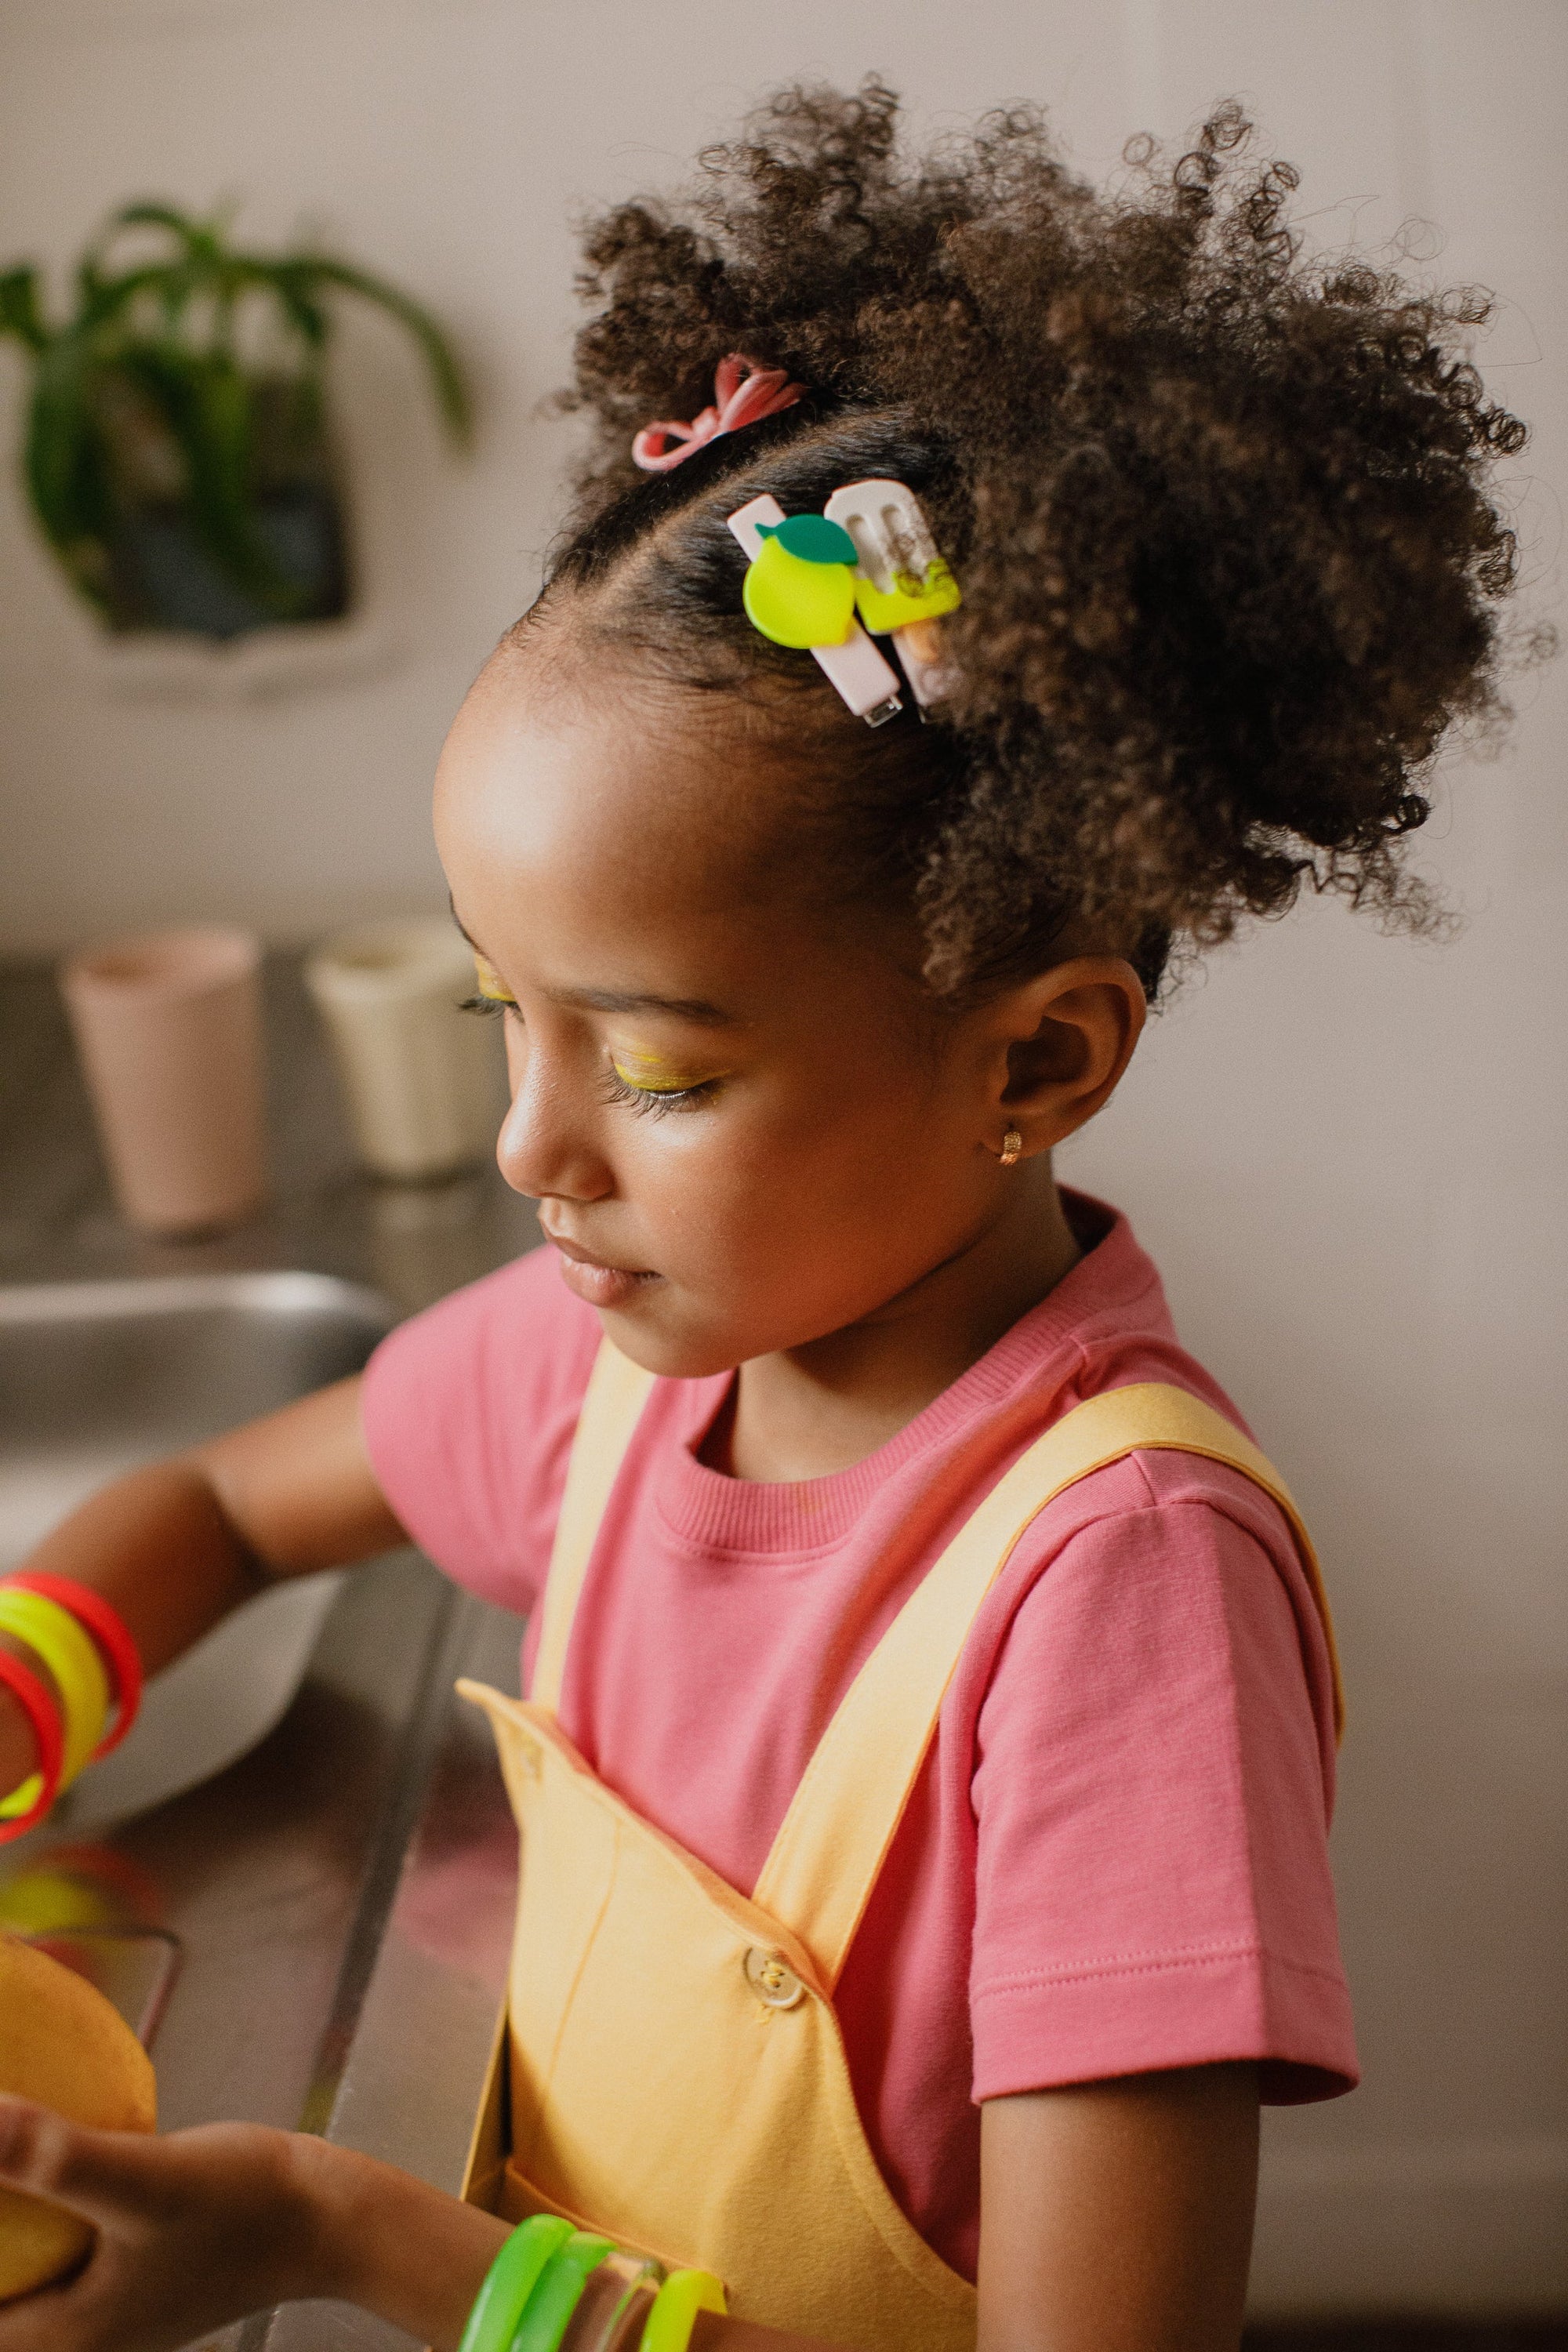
[2,0,1564,2317]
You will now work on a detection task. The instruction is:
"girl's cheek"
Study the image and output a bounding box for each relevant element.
[670,1126,799,1244]
[619,1111,742,1208]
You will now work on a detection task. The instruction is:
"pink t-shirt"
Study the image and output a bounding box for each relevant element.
[361,1192,1356,2281]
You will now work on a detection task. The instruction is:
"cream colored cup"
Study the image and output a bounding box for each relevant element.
[305,919,503,1181]
[59,927,268,1236]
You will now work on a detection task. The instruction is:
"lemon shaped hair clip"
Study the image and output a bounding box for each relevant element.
[742,514,862,649]
[727,492,904,724]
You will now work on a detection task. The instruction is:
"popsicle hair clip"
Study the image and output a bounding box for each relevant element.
[725,480,961,724]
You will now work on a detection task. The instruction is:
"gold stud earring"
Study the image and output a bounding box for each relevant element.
[998,1128,1022,1166]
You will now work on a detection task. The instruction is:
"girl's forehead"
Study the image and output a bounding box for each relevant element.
[434,662,908,1018]
[437,662,762,912]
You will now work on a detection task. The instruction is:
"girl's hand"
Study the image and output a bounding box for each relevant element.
[0,2097,322,2351]
[0,2096,514,2352]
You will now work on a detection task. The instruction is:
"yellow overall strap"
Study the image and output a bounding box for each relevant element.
[533,1346,1342,1989]
[531,1340,656,1712]
[750,1381,1342,1990]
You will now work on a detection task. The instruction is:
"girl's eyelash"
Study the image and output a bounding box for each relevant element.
[453,1004,715,1113]
[602,1065,720,1119]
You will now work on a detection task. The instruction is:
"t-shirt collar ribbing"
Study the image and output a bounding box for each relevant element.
[654,1193,1163,1557]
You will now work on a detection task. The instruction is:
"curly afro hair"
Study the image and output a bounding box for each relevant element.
[533,79,1532,1000]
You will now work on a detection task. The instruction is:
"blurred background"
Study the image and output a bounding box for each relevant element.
[1,0,1563,2332]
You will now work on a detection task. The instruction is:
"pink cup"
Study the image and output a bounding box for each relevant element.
[59,927,268,1236]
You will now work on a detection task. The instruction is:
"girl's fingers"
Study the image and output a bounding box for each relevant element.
[0,2097,166,2229]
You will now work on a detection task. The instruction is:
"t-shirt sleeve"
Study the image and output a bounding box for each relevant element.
[967,1459,1357,2103]
[358,1243,602,1614]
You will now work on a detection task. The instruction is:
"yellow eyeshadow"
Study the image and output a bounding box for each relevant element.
[610,1044,724,1094]
[472,952,514,1003]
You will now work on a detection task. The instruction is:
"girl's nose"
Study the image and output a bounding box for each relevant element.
[496,1022,611,1204]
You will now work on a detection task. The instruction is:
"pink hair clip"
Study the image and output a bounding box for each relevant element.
[632,353,805,473]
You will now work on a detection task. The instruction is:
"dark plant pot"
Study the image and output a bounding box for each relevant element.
[106,485,350,641]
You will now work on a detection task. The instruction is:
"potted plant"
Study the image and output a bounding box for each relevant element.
[0,202,470,639]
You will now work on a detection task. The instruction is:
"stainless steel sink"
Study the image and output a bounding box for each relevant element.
[0,1272,393,1832]
[0,1270,522,2351]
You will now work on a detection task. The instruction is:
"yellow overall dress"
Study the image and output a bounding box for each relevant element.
[459,1344,1341,2352]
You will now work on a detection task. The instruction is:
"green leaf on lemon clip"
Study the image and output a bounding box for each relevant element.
[755,513,859,567]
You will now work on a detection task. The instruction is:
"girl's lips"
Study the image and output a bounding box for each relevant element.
[557,1256,659,1310]
[546,1236,659,1312]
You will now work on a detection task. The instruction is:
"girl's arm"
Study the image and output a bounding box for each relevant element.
[0,1376,406,1798]
[0,2062,1258,2352]
[978,2063,1260,2351]
[0,2109,832,2352]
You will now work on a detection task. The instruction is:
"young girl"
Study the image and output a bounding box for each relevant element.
[0,84,1530,2352]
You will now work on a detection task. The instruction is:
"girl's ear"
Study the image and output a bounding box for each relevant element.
[986,957,1147,1152]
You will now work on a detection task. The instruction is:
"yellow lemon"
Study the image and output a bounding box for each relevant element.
[0,1933,156,2302]
[742,536,857,648]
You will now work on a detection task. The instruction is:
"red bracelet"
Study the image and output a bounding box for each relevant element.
[0,1646,66,1840]
[1,1576,144,1758]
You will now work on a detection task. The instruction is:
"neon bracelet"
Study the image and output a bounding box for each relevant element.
[0,1588,110,1792]
[598,2282,660,2352]
[560,2251,664,2352]
[511,2230,618,2352]
[638,2269,727,2352]
[2,1574,143,1756]
[0,1647,65,1839]
[457,2215,574,2352]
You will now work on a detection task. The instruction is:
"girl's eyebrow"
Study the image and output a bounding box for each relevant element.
[547,985,735,1027]
[448,908,735,1028]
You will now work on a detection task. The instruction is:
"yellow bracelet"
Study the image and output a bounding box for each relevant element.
[638,2270,725,2352]
[0,1588,111,1797]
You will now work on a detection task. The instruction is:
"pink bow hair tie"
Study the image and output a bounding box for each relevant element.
[631,353,806,472]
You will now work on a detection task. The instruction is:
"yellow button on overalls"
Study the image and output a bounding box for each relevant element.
[460,1345,1341,2352]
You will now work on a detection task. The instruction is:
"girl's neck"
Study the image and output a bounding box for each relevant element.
[709,1163,1083,1483]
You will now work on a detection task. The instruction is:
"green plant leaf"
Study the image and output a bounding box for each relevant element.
[118,343,306,614]
[238,260,328,351]
[112,201,203,239]
[24,336,118,614]
[98,202,225,278]
[72,263,190,343]
[0,267,49,354]
[82,205,230,341]
[79,204,189,300]
[285,256,472,443]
